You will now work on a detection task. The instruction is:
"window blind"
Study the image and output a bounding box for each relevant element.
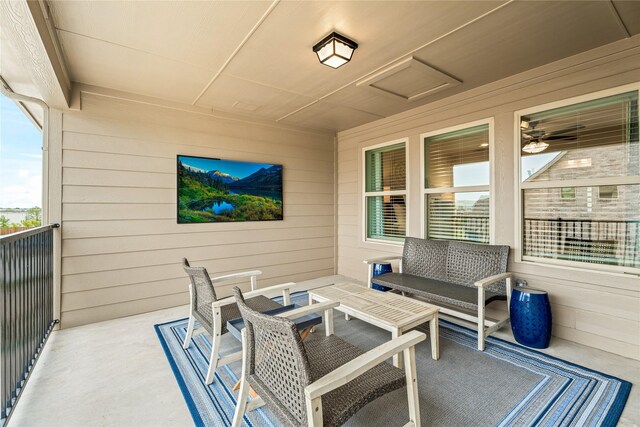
[521,90,639,270]
[365,143,406,192]
[426,192,489,243]
[367,195,406,241]
[425,124,489,188]
[423,123,491,243]
[523,185,639,268]
[365,142,406,242]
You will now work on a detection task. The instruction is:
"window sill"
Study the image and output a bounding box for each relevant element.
[512,258,639,291]
[360,237,404,251]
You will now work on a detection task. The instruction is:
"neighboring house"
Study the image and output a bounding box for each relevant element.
[523,141,639,265]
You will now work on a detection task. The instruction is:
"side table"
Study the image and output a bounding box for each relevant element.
[510,287,552,349]
[371,262,393,292]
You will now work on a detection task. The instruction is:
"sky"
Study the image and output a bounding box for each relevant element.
[179,155,274,179]
[0,94,43,208]
[449,151,560,203]
[521,151,562,181]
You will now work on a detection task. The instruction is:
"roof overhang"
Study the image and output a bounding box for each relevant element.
[1,0,70,125]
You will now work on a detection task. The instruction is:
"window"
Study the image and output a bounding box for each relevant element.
[598,185,618,200]
[560,187,576,200]
[363,140,407,243]
[519,88,639,271]
[423,122,491,243]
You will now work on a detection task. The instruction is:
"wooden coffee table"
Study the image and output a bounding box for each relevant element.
[308,282,439,367]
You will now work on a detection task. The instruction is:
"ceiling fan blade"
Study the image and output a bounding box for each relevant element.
[545,124,585,136]
[542,134,577,141]
[522,129,545,137]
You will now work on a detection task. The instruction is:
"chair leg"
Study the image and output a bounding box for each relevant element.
[403,346,420,427]
[478,287,486,351]
[205,335,221,384]
[232,330,250,427]
[205,307,223,384]
[183,315,195,349]
[183,283,195,349]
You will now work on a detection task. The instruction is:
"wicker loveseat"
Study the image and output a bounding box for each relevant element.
[364,237,513,350]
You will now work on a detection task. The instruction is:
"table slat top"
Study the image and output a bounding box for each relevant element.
[308,282,438,328]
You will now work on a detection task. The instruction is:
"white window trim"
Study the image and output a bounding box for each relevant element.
[361,138,409,246]
[514,82,640,276]
[597,185,620,200]
[420,118,495,243]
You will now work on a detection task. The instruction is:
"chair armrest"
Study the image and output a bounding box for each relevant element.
[244,282,294,299]
[363,256,403,265]
[212,282,295,309]
[305,330,426,400]
[474,272,512,288]
[209,270,262,283]
[276,301,340,320]
[212,296,235,309]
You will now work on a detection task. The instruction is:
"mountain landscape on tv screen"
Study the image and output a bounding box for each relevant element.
[178,156,283,223]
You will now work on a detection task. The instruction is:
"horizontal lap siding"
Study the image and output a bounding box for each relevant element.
[59,94,335,328]
[336,39,640,360]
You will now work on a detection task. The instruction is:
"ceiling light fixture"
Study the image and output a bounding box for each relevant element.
[522,140,549,154]
[313,32,358,69]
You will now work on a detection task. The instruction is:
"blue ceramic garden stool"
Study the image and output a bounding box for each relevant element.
[510,287,552,349]
[371,262,393,292]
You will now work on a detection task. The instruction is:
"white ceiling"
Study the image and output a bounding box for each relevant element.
[42,0,640,132]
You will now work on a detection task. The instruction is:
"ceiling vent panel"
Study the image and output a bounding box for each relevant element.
[232,101,260,112]
[357,57,461,102]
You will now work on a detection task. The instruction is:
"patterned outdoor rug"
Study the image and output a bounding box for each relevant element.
[155,292,631,427]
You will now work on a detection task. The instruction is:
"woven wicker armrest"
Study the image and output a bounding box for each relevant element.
[474,272,512,288]
[275,301,339,320]
[304,330,426,400]
[363,255,403,265]
[212,282,295,309]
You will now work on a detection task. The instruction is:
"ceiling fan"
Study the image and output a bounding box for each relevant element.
[520,119,584,154]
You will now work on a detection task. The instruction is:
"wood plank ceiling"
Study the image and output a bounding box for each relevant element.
[45,0,640,132]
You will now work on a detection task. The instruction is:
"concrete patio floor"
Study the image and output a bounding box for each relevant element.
[7,275,639,427]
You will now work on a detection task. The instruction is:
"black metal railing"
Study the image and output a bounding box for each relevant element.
[1,224,59,424]
[524,218,639,267]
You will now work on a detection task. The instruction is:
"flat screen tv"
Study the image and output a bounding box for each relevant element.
[177,155,283,223]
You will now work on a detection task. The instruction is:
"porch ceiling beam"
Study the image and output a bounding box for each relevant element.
[191,0,280,106]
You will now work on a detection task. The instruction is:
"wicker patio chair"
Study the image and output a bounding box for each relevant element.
[231,286,426,427]
[181,258,293,384]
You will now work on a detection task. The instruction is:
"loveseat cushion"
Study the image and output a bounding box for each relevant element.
[371,272,506,311]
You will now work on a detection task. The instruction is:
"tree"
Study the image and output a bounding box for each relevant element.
[21,206,42,228]
[26,206,42,222]
[0,216,9,228]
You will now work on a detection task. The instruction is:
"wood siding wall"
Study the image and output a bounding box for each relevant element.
[59,93,335,328]
[336,37,640,360]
